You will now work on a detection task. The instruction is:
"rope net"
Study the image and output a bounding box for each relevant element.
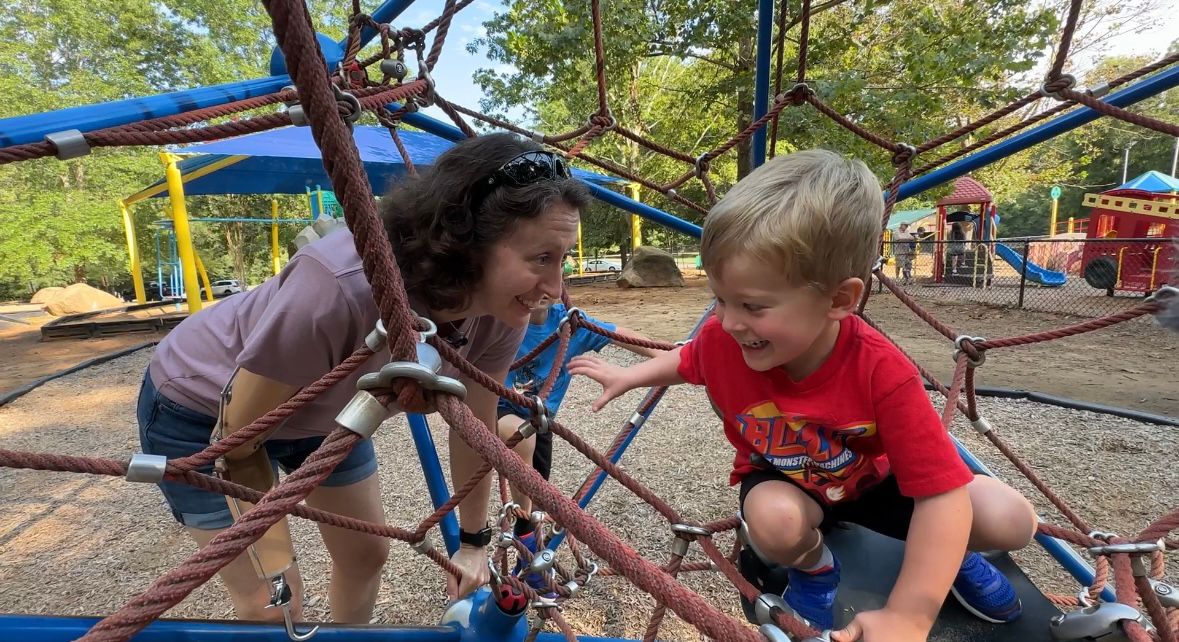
[0,0,1176,640]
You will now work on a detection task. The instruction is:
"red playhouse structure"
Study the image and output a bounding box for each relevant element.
[934,176,998,286]
[1080,170,1179,295]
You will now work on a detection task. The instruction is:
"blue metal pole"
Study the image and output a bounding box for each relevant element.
[154,228,164,300]
[751,0,775,168]
[585,183,703,238]
[0,77,292,147]
[545,305,714,553]
[0,614,462,641]
[187,217,316,224]
[396,108,705,238]
[344,0,421,51]
[895,64,1179,202]
[951,437,1116,603]
[407,413,461,556]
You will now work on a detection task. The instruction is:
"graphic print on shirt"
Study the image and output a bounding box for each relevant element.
[737,400,882,503]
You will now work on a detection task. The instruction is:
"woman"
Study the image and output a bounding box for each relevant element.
[137,133,590,622]
[948,222,967,274]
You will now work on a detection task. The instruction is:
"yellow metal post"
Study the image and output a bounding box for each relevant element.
[627,183,642,249]
[271,199,281,275]
[119,200,147,303]
[1067,216,1075,233]
[1048,195,1059,236]
[160,152,203,313]
[194,253,215,303]
[577,221,584,276]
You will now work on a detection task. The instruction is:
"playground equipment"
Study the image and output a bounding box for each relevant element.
[0,0,1177,641]
[994,242,1068,287]
[1080,170,1179,295]
[933,177,996,286]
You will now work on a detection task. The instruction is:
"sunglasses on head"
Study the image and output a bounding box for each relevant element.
[471,151,572,208]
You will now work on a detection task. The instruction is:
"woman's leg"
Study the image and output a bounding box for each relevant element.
[305,475,389,623]
[186,525,306,621]
[497,413,538,512]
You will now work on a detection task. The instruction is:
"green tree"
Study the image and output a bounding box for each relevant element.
[469,0,1059,253]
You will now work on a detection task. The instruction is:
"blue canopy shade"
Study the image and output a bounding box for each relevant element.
[132,126,625,201]
[1115,170,1179,194]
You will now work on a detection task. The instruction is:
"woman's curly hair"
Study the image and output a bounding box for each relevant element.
[380,133,591,312]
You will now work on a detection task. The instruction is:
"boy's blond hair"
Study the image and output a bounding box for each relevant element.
[701,149,884,291]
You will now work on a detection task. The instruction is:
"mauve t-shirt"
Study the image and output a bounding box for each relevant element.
[148,228,524,439]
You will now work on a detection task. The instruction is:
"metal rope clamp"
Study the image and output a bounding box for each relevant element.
[126,453,168,483]
[563,561,599,598]
[516,395,551,439]
[782,81,811,105]
[333,84,362,130]
[1145,284,1178,303]
[282,85,309,127]
[891,143,917,168]
[586,108,617,133]
[1039,73,1077,101]
[1049,601,1153,641]
[952,335,986,368]
[670,523,710,557]
[558,307,582,329]
[44,129,91,160]
[337,318,465,437]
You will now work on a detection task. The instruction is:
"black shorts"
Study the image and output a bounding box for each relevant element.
[739,469,913,541]
[497,405,553,481]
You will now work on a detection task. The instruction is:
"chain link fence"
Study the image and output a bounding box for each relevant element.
[881,237,1175,319]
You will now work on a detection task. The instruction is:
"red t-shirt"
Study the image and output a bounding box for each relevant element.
[677,314,972,505]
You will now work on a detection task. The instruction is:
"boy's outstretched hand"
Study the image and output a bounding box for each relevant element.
[831,609,930,642]
[568,355,631,411]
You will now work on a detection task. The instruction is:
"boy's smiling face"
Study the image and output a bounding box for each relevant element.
[708,255,855,379]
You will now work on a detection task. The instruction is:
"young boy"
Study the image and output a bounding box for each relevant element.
[569,150,1037,641]
[498,296,660,576]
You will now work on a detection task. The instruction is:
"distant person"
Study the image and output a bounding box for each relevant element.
[948,222,967,275]
[892,222,916,284]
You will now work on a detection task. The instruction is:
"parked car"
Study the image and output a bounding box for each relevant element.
[201,279,243,298]
[583,259,622,272]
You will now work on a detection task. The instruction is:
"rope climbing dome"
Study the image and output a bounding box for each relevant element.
[0,0,1177,640]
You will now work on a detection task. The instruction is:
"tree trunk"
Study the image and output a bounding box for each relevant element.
[226,222,248,287]
[735,34,756,180]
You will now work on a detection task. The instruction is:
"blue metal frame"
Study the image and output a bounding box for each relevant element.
[894,64,1179,203]
[952,437,1116,603]
[751,0,775,168]
[0,76,292,147]
[408,413,462,556]
[342,0,421,52]
[546,306,715,553]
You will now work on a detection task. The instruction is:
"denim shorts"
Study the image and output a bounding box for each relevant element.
[137,371,378,529]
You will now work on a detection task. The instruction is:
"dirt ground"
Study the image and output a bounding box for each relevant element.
[0,322,164,396]
[574,275,1179,419]
[0,276,1176,641]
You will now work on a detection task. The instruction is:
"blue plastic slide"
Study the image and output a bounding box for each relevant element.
[994,243,1068,287]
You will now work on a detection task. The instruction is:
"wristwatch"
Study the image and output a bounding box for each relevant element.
[459,526,493,547]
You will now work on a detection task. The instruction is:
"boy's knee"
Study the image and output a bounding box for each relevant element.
[744,482,822,560]
[967,477,1037,551]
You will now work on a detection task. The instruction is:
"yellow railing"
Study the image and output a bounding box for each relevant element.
[1149,246,1162,290]
[971,244,991,289]
[1115,247,1126,289]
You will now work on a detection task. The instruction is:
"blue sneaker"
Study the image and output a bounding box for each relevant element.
[951,553,1022,623]
[512,532,555,596]
[784,555,841,630]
